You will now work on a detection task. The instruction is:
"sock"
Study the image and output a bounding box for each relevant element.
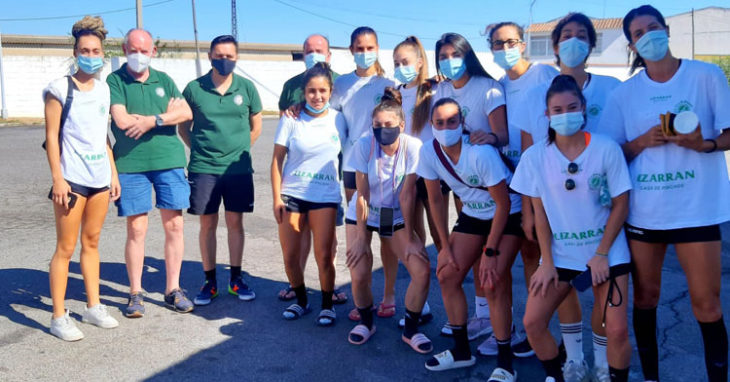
[558,340,567,366]
[633,307,659,381]
[541,355,565,381]
[451,324,471,361]
[293,284,307,308]
[475,296,489,318]
[204,269,216,283]
[497,337,514,374]
[608,366,629,382]
[593,332,608,369]
[321,290,334,310]
[698,317,728,382]
[403,309,421,339]
[358,304,374,330]
[230,266,241,281]
[560,322,584,361]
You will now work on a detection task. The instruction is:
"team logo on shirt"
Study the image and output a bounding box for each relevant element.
[588,174,603,190]
[587,104,601,118]
[99,105,107,116]
[673,100,693,113]
[330,134,339,143]
[461,106,471,118]
[155,87,165,97]
[234,94,243,105]
[374,94,382,104]
[467,175,479,186]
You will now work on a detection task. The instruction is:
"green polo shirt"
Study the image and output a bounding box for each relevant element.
[278,69,340,111]
[107,64,187,173]
[182,71,262,175]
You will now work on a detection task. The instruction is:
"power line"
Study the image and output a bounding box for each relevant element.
[0,0,177,22]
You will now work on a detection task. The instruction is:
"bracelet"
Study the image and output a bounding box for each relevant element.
[487,132,500,146]
[704,139,718,153]
[484,248,500,257]
[595,251,608,257]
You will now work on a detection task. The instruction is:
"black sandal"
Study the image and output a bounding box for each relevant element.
[282,303,310,320]
[317,309,336,326]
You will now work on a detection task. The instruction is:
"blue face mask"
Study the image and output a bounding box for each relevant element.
[353,52,377,69]
[305,101,330,114]
[304,52,326,70]
[558,37,590,68]
[432,124,464,147]
[394,65,418,84]
[550,111,585,136]
[493,47,521,70]
[77,55,103,74]
[635,30,669,62]
[439,58,466,81]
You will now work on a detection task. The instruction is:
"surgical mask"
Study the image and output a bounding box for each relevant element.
[211,58,237,76]
[635,30,669,62]
[126,53,151,73]
[353,52,377,69]
[550,112,585,136]
[432,124,464,147]
[373,126,400,145]
[558,38,590,68]
[77,55,103,74]
[439,58,466,81]
[394,65,418,84]
[305,101,330,114]
[304,52,326,70]
[493,47,521,70]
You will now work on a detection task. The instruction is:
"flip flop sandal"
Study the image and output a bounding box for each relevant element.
[277,286,296,301]
[402,333,433,354]
[487,367,517,382]
[282,303,310,320]
[348,324,376,345]
[332,288,348,305]
[424,350,476,371]
[376,303,396,318]
[316,309,336,326]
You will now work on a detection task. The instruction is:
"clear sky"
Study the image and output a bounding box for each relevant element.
[1,0,727,50]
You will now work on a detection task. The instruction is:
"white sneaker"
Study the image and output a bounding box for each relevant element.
[546,378,557,382]
[50,310,84,341]
[82,304,119,329]
[467,316,493,340]
[441,322,453,336]
[487,367,517,381]
[562,359,589,382]
[592,366,610,382]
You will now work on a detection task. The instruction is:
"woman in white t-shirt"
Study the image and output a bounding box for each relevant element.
[272,62,346,326]
[44,16,120,342]
[418,98,523,381]
[513,75,632,382]
[345,88,432,354]
[600,5,730,381]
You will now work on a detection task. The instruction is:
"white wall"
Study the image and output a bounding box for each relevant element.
[667,8,730,58]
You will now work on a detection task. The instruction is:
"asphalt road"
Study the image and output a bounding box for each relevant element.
[1,120,729,381]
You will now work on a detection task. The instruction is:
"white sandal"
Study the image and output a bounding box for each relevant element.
[425,349,476,371]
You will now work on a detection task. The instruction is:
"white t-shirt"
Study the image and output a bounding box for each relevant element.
[523,74,621,143]
[511,134,632,271]
[417,136,521,220]
[331,72,395,172]
[42,77,111,188]
[433,76,506,134]
[400,84,434,144]
[499,63,559,167]
[599,59,730,229]
[274,110,346,204]
[345,133,422,227]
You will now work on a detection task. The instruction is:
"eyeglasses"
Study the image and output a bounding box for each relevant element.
[565,162,579,191]
[489,39,522,49]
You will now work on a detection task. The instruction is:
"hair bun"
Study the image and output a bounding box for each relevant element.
[71,16,107,41]
[381,87,402,106]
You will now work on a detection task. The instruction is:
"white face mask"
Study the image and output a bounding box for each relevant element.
[432,124,464,147]
[126,53,152,73]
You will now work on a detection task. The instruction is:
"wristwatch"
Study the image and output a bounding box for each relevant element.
[484,248,500,257]
[154,114,164,127]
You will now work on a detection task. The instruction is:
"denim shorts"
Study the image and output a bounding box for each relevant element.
[116,168,191,217]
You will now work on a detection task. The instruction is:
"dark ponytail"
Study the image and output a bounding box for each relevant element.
[622,5,667,74]
[545,75,586,144]
[372,87,405,123]
[350,26,385,77]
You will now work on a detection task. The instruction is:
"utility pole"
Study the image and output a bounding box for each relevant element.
[136,0,143,28]
[191,0,202,77]
[0,29,7,119]
[691,8,695,59]
[231,0,238,41]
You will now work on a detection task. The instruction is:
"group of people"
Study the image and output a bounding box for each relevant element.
[43,4,729,382]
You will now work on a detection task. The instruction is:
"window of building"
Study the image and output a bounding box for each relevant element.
[592,33,603,54]
[529,35,551,57]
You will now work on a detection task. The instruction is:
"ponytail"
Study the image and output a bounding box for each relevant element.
[394,35,433,135]
[372,87,405,123]
[350,26,385,77]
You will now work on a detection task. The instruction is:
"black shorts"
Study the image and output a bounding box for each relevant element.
[415,178,451,201]
[624,223,721,244]
[557,263,631,283]
[281,194,338,213]
[343,171,356,190]
[345,219,406,233]
[188,172,254,215]
[452,211,524,238]
[49,180,109,198]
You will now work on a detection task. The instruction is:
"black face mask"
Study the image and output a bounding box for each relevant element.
[373,127,400,146]
[211,58,236,76]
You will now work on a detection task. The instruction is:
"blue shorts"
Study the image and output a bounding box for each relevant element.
[116,168,190,217]
[188,172,254,215]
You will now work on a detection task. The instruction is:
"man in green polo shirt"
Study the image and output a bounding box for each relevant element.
[107,28,194,317]
[179,35,262,306]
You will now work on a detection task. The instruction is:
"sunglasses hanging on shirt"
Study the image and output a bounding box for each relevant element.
[565,162,579,191]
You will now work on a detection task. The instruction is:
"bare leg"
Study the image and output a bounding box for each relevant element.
[124,213,148,294]
[49,196,86,318]
[79,191,110,308]
[199,213,218,272]
[160,209,184,294]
